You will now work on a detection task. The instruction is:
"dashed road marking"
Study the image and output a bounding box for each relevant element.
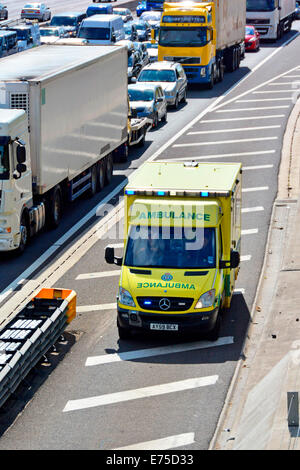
[113,432,195,450]
[63,375,219,412]
[85,337,234,366]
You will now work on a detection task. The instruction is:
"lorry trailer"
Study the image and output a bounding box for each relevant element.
[105,161,242,340]
[158,0,246,86]
[0,44,129,253]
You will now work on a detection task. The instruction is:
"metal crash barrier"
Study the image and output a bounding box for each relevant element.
[0,288,76,408]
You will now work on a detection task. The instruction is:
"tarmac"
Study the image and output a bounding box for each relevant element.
[210,98,300,450]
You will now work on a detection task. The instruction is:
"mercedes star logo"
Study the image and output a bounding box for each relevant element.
[159,298,171,311]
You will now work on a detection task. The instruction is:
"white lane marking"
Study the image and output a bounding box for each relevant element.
[77,303,117,313]
[241,255,252,262]
[242,186,269,192]
[243,164,273,170]
[200,115,285,123]
[63,375,219,412]
[85,336,234,366]
[237,98,292,102]
[215,106,289,112]
[187,125,280,135]
[114,433,195,450]
[234,288,245,294]
[268,82,300,85]
[242,206,264,213]
[211,59,300,112]
[76,270,121,280]
[253,90,295,94]
[163,150,276,161]
[109,243,124,248]
[173,137,277,147]
[241,229,258,235]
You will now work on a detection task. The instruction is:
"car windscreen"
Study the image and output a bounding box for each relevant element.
[128,88,154,101]
[245,26,255,35]
[138,69,176,82]
[124,226,216,269]
[50,17,76,26]
[246,0,276,11]
[159,27,208,47]
[40,28,59,36]
[78,26,110,40]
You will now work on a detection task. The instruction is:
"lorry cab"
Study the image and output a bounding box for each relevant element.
[86,3,114,17]
[77,14,125,44]
[158,2,216,84]
[0,30,18,55]
[105,161,242,340]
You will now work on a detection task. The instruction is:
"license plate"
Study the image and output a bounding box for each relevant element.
[150,323,178,331]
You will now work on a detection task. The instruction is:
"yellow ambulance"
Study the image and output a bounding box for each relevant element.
[105,161,242,340]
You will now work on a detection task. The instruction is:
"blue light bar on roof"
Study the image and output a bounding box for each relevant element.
[125,190,135,195]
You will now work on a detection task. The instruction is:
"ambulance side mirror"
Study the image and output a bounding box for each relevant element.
[230,250,240,269]
[105,246,122,266]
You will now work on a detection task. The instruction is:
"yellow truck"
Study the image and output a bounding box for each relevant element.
[158,0,246,87]
[105,161,242,340]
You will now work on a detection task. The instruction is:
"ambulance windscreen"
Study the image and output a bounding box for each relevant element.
[124,226,216,269]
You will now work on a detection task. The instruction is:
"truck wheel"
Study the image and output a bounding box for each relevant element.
[16,212,29,254]
[47,186,62,229]
[105,154,113,185]
[87,165,97,197]
[119,142,129,163]
[96,161,105,191]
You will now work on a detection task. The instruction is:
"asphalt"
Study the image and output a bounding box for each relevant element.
[210,98,300,450]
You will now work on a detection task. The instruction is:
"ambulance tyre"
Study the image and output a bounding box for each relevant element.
[207,311,221,341]
[117,319,132,340]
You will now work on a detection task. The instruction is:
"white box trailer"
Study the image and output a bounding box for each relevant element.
[246,0,296,40]
[0,45,128,253]
[213,0,246,49]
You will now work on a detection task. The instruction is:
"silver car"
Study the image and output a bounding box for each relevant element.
[128,83,167,128]
[113,8,133,23]
[21,3,51,22]
[135,61,187,108]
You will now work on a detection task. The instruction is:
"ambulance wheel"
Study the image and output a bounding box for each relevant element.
[117,319,132,339]
[207,313,221,341]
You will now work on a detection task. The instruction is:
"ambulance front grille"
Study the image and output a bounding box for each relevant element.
[137,296,194,312]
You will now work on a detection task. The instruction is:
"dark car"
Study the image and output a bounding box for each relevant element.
[49,11,86,36]
[0,4,8,20]
[124,21,138,41]
[127,50,143,82]
[133,20,151,41]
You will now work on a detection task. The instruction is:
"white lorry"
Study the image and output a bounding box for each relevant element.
[246,0,296,41]
[0,44,130,253]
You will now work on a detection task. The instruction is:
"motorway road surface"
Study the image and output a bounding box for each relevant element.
[0,1,300,450]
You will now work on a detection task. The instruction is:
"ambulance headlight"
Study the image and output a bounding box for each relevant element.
[118,287,136,307]
[195,289,215,309]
